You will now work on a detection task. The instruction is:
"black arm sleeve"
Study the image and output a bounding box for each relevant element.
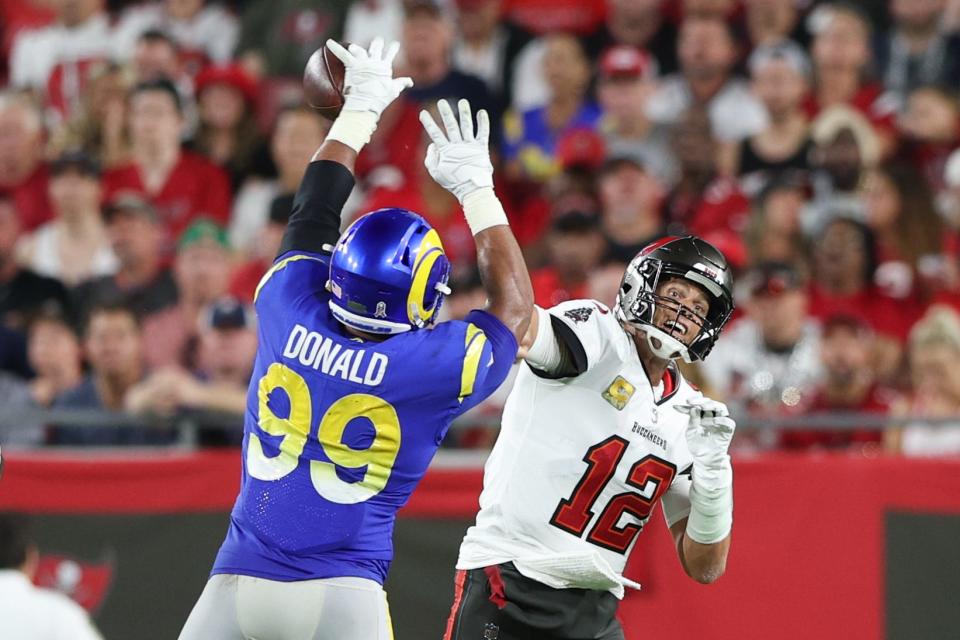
[277,160,356,258]
[527,315,589,380]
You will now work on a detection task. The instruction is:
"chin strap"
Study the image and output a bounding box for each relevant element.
[644,326,693,363]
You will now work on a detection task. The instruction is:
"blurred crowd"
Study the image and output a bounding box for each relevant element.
[3,0,960,455]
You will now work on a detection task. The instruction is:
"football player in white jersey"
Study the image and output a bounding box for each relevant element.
[444,236,737,640]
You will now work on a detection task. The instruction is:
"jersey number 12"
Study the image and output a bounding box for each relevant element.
[550,435,676,554]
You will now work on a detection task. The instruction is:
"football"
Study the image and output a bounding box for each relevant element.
[303,41,347,121]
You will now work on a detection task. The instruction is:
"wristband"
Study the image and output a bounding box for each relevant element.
[326,110,379,153]
[685,476,733,545]
[462,187,509,235]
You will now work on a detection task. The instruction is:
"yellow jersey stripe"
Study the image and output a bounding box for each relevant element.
[254,254,326,303]
[459,323,488,402]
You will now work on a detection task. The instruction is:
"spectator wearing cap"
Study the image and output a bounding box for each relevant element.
[647,16,769,143]
[16,151,118,286]
[229,103,329,256]
[113,0,239,67]
[0,195,71,343]
[0,514,103,640]
[0,309,84,447]
[700,262,822,419]
[583,0,679,76]
[127,296,254,444]
[780,313,892,452]
[192,63,267,191]
[102,79,232,242]
[451,0,534,114]
[0,92,52,231]
[877,0,960,112]
[808,216,911,380]
[889,306,960,456]
[596,45,678,188]
[531,212,607,307]
[805,4,897,152]
[663,106,751,237]
[502,33,601,183]
[73,193,177,319]
[721,40,811,197]
[7,0,112,109]
[597,156,666,264]
[141,219,233,370]
[229,194,293,303]
[743,0,809,49]
[49,62,132,169]
[52,300,174,445]
[236,0,351,79]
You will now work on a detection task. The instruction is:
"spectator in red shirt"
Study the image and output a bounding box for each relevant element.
[102,79,231,244]
[141,220,233,370]
[806,3,896,153]
[861,161,943,302]
[228,194,292,303]
[8,0,112,114]
[531,211,607,308]
[780,313,891,452]
[192,63,265,190]
[73,193,178,320]
[664,106,751,237]
[808,216,911,380]
[0,91,51,231]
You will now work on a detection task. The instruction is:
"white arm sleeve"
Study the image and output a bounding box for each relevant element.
[524,306,563,373]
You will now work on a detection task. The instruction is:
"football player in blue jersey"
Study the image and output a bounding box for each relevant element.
[178,38,533,640]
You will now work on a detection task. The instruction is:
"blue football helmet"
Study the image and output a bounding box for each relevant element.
[328,208,452,334]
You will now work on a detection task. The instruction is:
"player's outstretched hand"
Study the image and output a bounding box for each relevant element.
[675,396,735,491]
[419,99,494,204]
[326,37,413,118]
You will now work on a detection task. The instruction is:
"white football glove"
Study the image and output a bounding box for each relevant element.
[326,37,413,118]
[419,99,494,204]
[675,396,735,492]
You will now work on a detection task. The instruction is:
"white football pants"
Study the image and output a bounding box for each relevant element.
[178,574,393,640]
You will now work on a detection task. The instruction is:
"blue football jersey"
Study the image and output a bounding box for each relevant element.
[212,250,517,583]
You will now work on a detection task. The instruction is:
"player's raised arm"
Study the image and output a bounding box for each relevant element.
[419,100,533,341]
[277,38,412,258]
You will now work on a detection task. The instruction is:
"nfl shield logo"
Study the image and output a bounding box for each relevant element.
[375,301,387,318]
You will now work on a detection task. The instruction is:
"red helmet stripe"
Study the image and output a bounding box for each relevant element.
[640,235,683,256]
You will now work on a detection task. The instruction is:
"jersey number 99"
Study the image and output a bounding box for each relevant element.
[246,363,402,504]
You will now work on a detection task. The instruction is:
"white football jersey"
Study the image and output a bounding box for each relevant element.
[457,299,700,598]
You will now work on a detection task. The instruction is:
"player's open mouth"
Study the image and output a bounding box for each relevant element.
[661,320,689,336]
